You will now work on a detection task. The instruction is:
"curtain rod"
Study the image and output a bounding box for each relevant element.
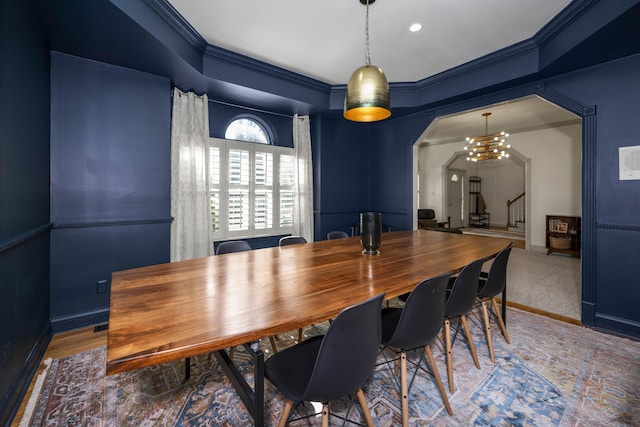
[171,89,295,119]
[208,98,294,118]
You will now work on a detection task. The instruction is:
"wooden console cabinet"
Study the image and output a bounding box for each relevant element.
[545,214,581,257]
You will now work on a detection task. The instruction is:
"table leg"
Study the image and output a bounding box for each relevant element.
[214,343,264,426]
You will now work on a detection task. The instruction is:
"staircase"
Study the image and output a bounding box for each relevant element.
[507,192,526,233]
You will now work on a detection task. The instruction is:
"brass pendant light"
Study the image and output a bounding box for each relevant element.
[344,0,391,122]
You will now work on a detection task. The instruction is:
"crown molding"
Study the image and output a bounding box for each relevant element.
[144,0,207,52]
[534,0,599,47]
[204,45,331,93]
[415,39,539,92]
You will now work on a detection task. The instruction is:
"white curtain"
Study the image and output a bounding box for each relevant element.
[170,88,213,261]
[293,114,314,242]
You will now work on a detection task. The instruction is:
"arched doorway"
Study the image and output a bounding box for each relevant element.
[414,94,587,323]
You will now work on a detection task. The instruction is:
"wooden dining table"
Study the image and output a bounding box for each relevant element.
[106,230,512,425]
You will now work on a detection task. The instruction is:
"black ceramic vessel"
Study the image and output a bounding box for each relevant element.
[360,212,382,255]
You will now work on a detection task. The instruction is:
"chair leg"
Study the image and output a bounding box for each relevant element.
[298,328,303,342]
[481,300,495,363]
[400,351,409,427]
[491,298,510,344]
[444,319,454,393]
[278,400,294,427]
[321,402,330,427]
[229,347,235,360]
[356,388,375,427]
[393,350,400,376]
[269,336,279,353]
[425,344,453,416]
[460,314,481,369]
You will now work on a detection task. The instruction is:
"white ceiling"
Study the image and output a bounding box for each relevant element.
[419,96,580,145]
[167,0,572,85]
[166,0,578,138]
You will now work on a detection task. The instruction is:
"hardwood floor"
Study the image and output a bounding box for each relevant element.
[11,326,107,427]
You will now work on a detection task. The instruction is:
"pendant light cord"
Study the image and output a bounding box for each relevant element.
[365,0,371,66]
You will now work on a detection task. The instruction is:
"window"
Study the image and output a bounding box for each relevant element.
[210,138,295,240]
[224,117,270,144]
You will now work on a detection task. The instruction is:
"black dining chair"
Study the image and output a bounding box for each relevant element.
[215,239,252,254]
[279,235,307,246]
[443,258,484,393]
[327,230,349,240]
[265,293,384,427]
[380,273,453,424]
[216,239,279,356]
[476,245,512,363]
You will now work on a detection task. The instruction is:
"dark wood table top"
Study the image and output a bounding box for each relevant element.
[106,230,511,375]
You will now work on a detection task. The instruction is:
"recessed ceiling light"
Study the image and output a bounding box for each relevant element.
[409,23,422,32]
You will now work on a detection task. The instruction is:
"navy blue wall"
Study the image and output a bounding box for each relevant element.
[313,116,370,239]
[545,54,640,336]
[3,0,640,423]
[49,52,172,331]
[0,1,51,424]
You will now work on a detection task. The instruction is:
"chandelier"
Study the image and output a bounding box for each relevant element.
[464,112,511,162]
[343,0,391,122]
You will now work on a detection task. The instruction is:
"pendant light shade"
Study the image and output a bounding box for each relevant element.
[343,0,391,122]
[344,65,391,122]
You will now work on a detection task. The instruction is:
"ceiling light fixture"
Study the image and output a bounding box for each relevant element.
[464,112,511,162]
[343,0,391,122]
[409,23,422,32]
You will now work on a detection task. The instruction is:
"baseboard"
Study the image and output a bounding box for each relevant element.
[595,313,640,340]
[498,299,583,326]
[51,308,110,333]
[581,301,595,327]
[0,322,51,427]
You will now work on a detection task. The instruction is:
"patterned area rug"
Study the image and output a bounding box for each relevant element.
[21,307,640,426]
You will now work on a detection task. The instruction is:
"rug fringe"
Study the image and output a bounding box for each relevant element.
[19,358,52,427]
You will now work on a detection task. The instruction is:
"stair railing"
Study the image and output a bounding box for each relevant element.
[507,192,526,227]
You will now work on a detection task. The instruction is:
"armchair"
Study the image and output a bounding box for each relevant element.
[418,209,449,229]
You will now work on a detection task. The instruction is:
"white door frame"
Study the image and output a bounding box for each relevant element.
[444,167,466,228]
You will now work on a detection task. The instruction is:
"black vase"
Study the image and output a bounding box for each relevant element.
[360,212,382,255]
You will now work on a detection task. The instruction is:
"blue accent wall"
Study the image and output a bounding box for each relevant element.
[0,1,51,424]
[2,0,640,423]
[313,116,370,239]
[49,52,172,331]
[545,54,640,334]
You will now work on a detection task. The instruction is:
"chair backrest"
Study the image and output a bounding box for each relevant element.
[477,246,512,299]
[216,240,251,255]
[279,236,307,246]
[418,209,436,220]
[327,230,349,240]
[301,293,385,402]
[385,273,450,350]
[445,258,484,318]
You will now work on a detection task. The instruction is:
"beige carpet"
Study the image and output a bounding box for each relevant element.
[506,247,581,321]
[460,227,581,321]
